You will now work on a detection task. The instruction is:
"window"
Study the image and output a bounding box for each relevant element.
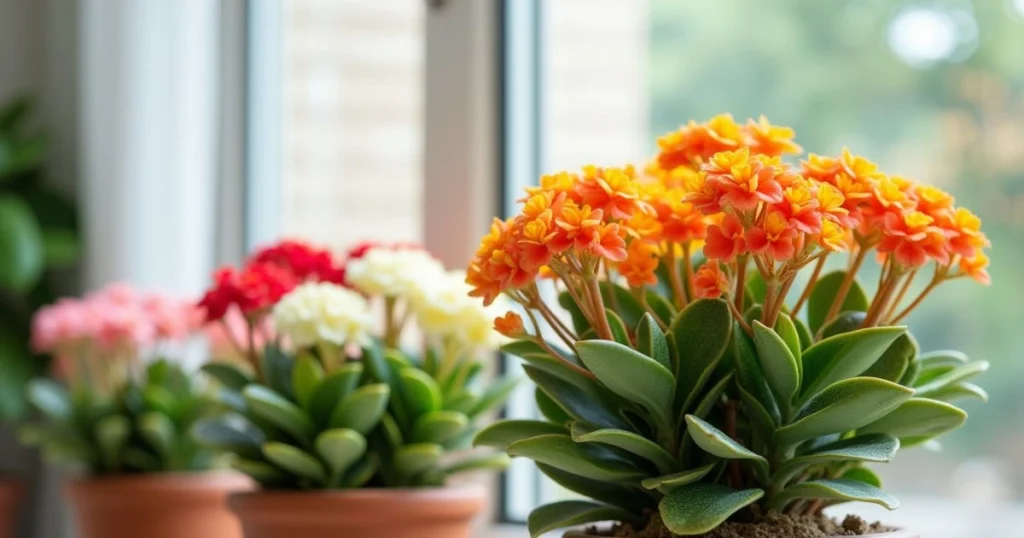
[502,1,1024,535]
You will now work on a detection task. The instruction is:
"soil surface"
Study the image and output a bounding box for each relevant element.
[603,513,894,538]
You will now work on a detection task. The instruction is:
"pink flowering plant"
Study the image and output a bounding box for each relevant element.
[193,241,514,490]
[19,284,225,474]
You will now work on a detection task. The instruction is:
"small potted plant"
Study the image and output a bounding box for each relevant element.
[470,115,989,537]
[193,241,514,538]
[19,284,252,538]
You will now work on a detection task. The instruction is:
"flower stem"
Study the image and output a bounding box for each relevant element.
[823,247,866,326]
[791,255,825,316]
[734,254,749,314]
[666,245,688,309]
[889,276,942,325]
[585,270,615,341]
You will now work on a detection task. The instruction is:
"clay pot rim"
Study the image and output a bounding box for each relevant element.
[65,471,253,495]
[563,529,916,538]
[230,483,486,503]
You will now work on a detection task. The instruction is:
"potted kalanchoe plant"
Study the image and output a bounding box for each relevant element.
[193,240,515,538]
[471,114,990,538]
[19,284,252,538]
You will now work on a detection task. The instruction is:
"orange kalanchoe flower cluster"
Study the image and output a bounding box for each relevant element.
[468,114,991,344]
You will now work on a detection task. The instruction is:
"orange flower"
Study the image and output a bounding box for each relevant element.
[522,190,566,220]
[619,241,660,288]
[703,213,746,262]
[625,208,664,242]
[551,202,604,253]
[801,153,842,181]
[817,219,850,252]
[466,217,533,305]
[915,185,955,218]
[493,311,526,338]
[839,148,886,184]
[574,166,644,220]
[777,179,822,234]
[653,191,707,244]
[517,216,557,270]
[746,211,799,261]
[526,171,579,201]
[947,207,989,259]
[959,252,991,285]
[656,114,744,170]
[743,115,802,157]
[693,260,729,299]
[878,211,947,267]
[591,223,628,262]
[703,149,784,211]
[816,182,851,226]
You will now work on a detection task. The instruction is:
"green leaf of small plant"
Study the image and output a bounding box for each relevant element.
[507,434,646,483]
[799,326,906,405]
[232,457,288,484]
[473,420,568,449]
[524,365,630,430]
[138,412,176,458]
[262,442,327,483]
[398,368,442,419]
[308,363,363,427]
[292,353,325,410]
[528,501,641,538]
[466,376,518,419]
[604,309,631,346]
[314,428,366,481]
[863,333,917,383]
[776,378,913,448]
[859,397,968,439]
[393,443,443,481]
[570,422,677,475]
[329,383,390,434]
[753,321,800,415]
[536,387,573,424]
[442,452,510,476]
[917,350,968,370]
[913,361,989,398]
[841,466,883,488]
[201,362,252,391]
[575,340,675,430]
[641,463,717,492]
[538,463,651,513]
[670,299,733,412]
[95,415,130,470]
[26,379,71,421]
[769,479,898,512]
[927,382,988,403]
[772,434,899,485]
[0,195,45,291]
[412,410,468,445]
[660,484,764,536]
[636,313,671,370]
[807,271,869,334]
[243,385,315,445]
[685,415,768,478]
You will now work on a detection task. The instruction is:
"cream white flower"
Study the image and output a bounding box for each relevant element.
[272,282,375,348]
[410,270,506,349]
[344,247,445,299]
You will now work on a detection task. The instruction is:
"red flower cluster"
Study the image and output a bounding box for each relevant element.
[250,240,346,284]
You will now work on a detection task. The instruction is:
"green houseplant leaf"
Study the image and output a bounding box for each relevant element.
[798,326,906,404]
[575,340,675,429]
[507,434,646,483]
[806,271,869,334]
[660,484,764,536]
[528,500,641,538]
[776,378,914,448]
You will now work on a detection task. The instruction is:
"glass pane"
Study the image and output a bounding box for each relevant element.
[282,0,425,248]
[514,0,1024,533]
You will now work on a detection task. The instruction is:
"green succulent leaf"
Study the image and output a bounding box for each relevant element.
[232,457,288,483]
[645,291,676,328]
[770,479,898,512]
[524,365,630,430]
[605,309,632,346]
[95,415,130,469]
[260,345,296,399]
[138,412,176,457]
[243,385,315,445]
[738,385,777,443]
[538,463,651,513]
[262,442,327,483]
[798,326,906,404]
[473,419,568,449]
[670,299,733,412]
[201,362,252,391]
[0,194,45,291]
[393,443,443,481]
[570,422,677,475]
[507,434,646,483]
[863,333,917,384]
[913,361,989,398]
[314,428,366,479]
[685,415,767,477]
[776,377,914,448]
[841,466,883,488]
[859,397,968,439]
[927,382,988,403]
[775,314,802,360]
[806,271,869,334]
[660,484,764,536]
[917,350,968,370]
[773,434,899,485]
[342,455,379,488]
[442,452,510,476]
[398,368,442,418]
[636,313,671,370]
[329,383,390,434]
[641,462,717,493]
[536,387,573,424]
[309,363,363,427]
[732,327,780,429]
[528,500,641,538]
[412,410,468,445]
[753,321,800,415]
[292,354,325,409]
[192,416,264,457]
[575,340,675,429]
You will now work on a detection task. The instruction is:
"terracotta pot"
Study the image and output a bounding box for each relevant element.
[230,485,486,538]
[65,472,253,538]
[565,530,918,538]
[0,479,21,538]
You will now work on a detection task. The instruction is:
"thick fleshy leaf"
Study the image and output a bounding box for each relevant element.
[571,422,677,474]
[536,387,573,424]
[732,327,780,428]
[776,378,914,448]
[575,340,675,428]
[260,345,296,399]
[0,195,44,291]
[314,428,366,479]
[773,434,899,485]
[309,363,363,427]
[201,362,252,391]
[770,479,898,512]
[913,361,989,398]
[95,415,130,469]
[685,415,767,476]
[600,282,648,330]
[928,382,988,403]
[775,314,802,361]
[538,463,651,513]
[262,442,327,482]
[559,290,592,335]
[507,434,646,483]
[859,397,967,439]
[660,484,764,535]
[412,410,468,445]
[645,292,676,328]
[528,501,641,538]
[842,466,883,488]
[820,311,867,339]
[604,309,631,346]
[232,457,288,484]
[524,365,631,430]
[329,383,390,434]
[243,385,314,444]
[442,452,510,476]
[806,271,869,334]
[738,386,776,443]
[474,420,568,449]
[362,341,392,386]
[342,454,379,488]
[689,372,733,420]
[918,350,968,370]
[792,317,813,352]
[138,412,175,457]
[398,368,442,418]
[753,321,800,415]
[636,313,671,370]
[291,354,324,409]
[641,463,716,492]
[192,415,264,457]
[863,333,917,383]
[670,299,733,411]
[799,326,906,404]
[393,443,443,480]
